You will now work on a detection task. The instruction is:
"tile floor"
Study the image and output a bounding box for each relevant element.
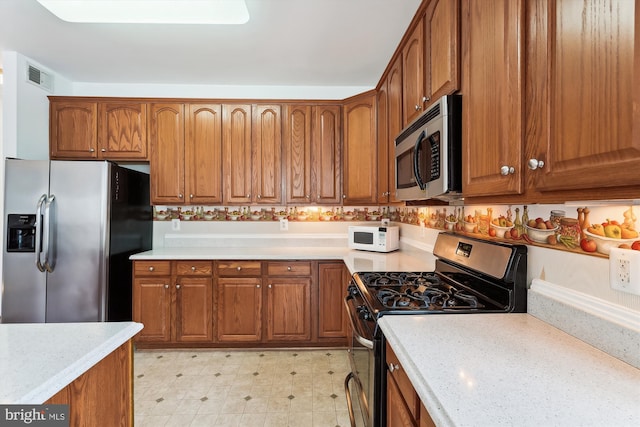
[134,349,357,427]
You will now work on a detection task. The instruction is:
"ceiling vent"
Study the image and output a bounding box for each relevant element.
[26,63,53,92]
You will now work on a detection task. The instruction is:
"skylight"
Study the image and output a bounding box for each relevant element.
[36,0,250,24]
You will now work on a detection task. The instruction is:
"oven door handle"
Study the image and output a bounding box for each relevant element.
[344,295,374,350]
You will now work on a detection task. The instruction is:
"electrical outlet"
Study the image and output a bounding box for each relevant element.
[171,218,180,231]
[279,218,288,231]
[609,247,640,296]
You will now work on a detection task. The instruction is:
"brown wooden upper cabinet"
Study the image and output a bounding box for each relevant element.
[222,104,282,205]
[50,98,148,160]
[462,0,640,202]
[342,91,378,205]
[283,104,342,205]
[378,56,403,204]
[402,15,425,126]
[149,103,223,205]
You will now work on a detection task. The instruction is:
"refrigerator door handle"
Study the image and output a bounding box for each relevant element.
[35,194,47,272]
[43,195,56,273]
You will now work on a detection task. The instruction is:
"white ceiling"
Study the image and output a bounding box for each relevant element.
[0,0,422,88]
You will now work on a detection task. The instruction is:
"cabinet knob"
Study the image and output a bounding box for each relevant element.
[191,266,196,271]
[422,96,430,103]
[388,363,399,372]
[178,194,183,198]
[89,148,95,153]
[164,284,169,289]
[287,266,292,271]
[500,165,515,176]
[101,148,106,152]
[176,284,181,289]
[237,266,242,271]
[342,194,346,199]
[268,284,272,288]
[306,194,310,199]
[527,158,545,170]
[189,194,193,199]
[246,194,250,198]
[149,266,155,272]
[414,104,421,111]
[257,194,261,199]
[257,284,261,288]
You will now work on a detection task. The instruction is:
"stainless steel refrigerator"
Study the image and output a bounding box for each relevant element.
[1,158,152,323]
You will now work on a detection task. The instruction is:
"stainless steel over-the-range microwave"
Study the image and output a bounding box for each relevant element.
[394,94,462,201]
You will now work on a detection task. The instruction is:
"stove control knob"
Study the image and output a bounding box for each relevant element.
[357,305,371,320]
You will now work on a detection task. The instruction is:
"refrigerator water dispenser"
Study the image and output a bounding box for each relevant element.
[7,214,37,252]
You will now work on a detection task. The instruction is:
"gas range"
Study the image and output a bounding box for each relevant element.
[343,232,528,427]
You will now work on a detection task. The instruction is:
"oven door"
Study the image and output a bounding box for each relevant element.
[344,292,375,427]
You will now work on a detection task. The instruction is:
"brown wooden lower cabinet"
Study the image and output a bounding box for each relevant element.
[46,340,134,427]
[133,259,347,348]
[387,342,436,427]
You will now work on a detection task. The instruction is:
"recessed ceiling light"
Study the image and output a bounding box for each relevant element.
[36,0,250,24]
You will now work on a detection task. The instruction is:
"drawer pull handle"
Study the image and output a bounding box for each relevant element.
[237,266,242,271]
[287,266,292,271]
[149,266,155,272]
[191,266,196,271]
[388,363,399,372]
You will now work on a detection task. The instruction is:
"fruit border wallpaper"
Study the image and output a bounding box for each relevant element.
[153,204,639,257]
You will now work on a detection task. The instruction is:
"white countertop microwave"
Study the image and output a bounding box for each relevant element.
[348,225,399,253]
[394,94,462,201]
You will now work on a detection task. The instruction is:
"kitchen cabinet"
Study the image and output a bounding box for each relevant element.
[419,402,436,427]
[424,0,460,104]
[377,80,390,204]
[283,104,342,205]
[402,15,426,126]
[50,98,148,160]
[50,100,98,159]
[386,342,420,427]
[318,262,348,341]
[149,103,223,205]
[222,104,282,205]
[216,261,263,342]
[460,0,525,197]
[174,261,214,342]
[463,0,639,203]
[132,261,172,343]
[342,91,378,205]
[132,260,213,344]
[265,261,312,341]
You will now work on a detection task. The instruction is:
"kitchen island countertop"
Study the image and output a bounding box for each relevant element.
[130,246,437,274]
[0,322,143,404]
[379,313,640,427]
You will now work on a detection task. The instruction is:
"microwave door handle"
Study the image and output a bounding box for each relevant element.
[413,130,426,190]
[35,194,47,272]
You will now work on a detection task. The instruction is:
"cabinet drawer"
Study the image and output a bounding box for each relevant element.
[134,261,171,276]
[175,261,213,276]
[386,342,419,420]
[267,261,312,276]
[216,261,262,276]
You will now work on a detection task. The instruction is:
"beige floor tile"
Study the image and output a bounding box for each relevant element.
[165,413,196,426]
[289,411,314,427]
[220,396,247,414]
[173,398,203,415]
[312,411,338,427]
[213,413,243,427]
[244,396,269,413]
[263,412,288,427]
[241,412,267,426]
[136,414,170,427]
[266,396,291,413]
[190,413,219,426]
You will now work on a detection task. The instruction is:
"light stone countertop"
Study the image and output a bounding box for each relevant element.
[0,322,143,404]
[379,314,640,427]
[130,246,437,274]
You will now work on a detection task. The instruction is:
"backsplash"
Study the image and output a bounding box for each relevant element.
[154,202,639,258]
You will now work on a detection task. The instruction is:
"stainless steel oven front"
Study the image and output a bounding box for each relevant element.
[344,287,377,427]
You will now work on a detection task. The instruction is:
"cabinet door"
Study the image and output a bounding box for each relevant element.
[284,105,312,204]
[387,57,403,203]
[318,262,348,340]
[403,16,425,126]
[527,0,640,193]
[425,0,460,102]
[50,101,97,159]
[252,104,282,204]
[377,80,390,204]
[342,92,378,204]
[313,105,342,204]
[175,276,213,342]
[461,0,524,197]
[97,102,147,160]
[222,105,252,204]
[387,372,417,427]
[133,277,171,343]
[265,278,311,341]
[149,103,185,204]
[186,104,223,204]
[217,277,262,342]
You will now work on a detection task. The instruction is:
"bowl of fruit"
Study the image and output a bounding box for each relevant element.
[444,214,458,230]
[463,215,477,233]
[251,211,262,221]
[203,210,215,220]
[228,210,241,220]
[490,216,514,237]
[583,222,638,254]
[343,211,354,221]
[525,218,559,243]
[155,210,169,220]
[181,210,194,220]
